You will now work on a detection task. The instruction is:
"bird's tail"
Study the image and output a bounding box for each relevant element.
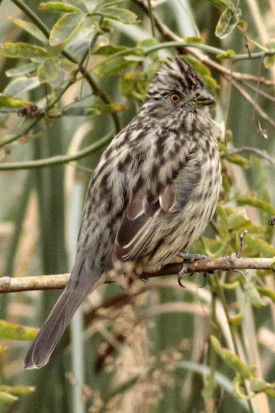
[23,256,103,369]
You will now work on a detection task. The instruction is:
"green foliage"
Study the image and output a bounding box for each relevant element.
[0,320,38,340]
[0,0,274,412]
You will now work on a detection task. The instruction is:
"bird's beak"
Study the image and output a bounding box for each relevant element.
[194,90,215,106]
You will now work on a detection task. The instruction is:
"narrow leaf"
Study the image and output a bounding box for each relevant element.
[245,235,275,257]
[10,17,47,43]
[93,44,129,56]
[0,95,32,112]
[0,386,36,397]
[91,7,138,24]
[0,43,48,59]
[0,392,18,405]
[207,0,235,11]
[215,7,241,39]
[39,2,82,13]
[4,77,41,97]
[6,63,37,77]
[211,336,255,379]
[49,13,86,47]
[237,197,275,215]
[94,55,136,76]
[0,320,38,340]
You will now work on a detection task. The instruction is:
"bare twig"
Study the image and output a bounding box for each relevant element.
[0,132,113,170]
[0,256,274,293]
[241,81,275,103]
[229,78,275,129]
[225,146,274,164]
[133,0,275,86]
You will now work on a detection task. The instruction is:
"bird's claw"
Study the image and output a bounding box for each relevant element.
[178,262,194,288]
[177,253,212,288]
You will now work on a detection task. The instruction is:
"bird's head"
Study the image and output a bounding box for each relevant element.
[144,56,215,128]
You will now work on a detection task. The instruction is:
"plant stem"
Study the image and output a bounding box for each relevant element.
[0,256,274,292]
[147,0,156,37]
[212,274,255,413]
[144,40,275,61]
[0,132,113,170]
[10,0,121,133]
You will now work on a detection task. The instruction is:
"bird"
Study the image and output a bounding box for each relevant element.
[23,56,221,369]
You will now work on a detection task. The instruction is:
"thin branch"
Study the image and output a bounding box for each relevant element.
[0,132,113,170]
[147,0,156,37]
[229,78,275,129]
[241,80,275,103]
[0,256,274,293]
[144,41,275,61]
[133,0,275,86]
[10,0,121,134]
[225,146,274,164]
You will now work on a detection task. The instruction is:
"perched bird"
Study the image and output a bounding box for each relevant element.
[24,56,221,369]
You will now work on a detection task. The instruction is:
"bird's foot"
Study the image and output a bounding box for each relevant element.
[178,253,212,288]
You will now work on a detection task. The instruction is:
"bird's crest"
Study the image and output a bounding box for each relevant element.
[146,56,204,100]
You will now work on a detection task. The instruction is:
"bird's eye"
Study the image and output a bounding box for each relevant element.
[170,94,180,103]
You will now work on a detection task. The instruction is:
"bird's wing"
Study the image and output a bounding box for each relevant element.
[113,183,176,262]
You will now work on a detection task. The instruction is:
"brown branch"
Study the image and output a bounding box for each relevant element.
[0,257,274,293]
[229,78,275,129]
[133,0,275,86]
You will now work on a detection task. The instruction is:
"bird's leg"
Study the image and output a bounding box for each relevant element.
[178,252,212,288]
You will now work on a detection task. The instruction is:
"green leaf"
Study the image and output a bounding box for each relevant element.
[264,55,275,69]
[0,392,18,406]
[39,2,82,13]
[210,336,255,379]
[0,95,32,112]
[250,379,275,397]
[184,36,205,44]
[4,77,41,97]
[9,17,47,43]
[6,63,37,77]
[215,7,242,39]
[68,0,88,12]
[0,320,38,340]
[137,38,159,48]
[243,281,265,308]
[225,207,262,234]
[89,103,128,113]
[0,42,48,59]
[94,55,137,76]
[216,49,236,59]
[49,13,86,47]
[207,0,236,11]
[257,286,275,302]
[119,71,152,100]
[93,44,129,56]
[62,103,128,116]
[226,154,249,167]
[245,235,275,257]
[38,58,64,85]
[237,197,275,216]
[0,386,35,397]
[91,6,138,24]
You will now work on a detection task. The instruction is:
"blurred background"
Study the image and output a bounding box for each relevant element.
[0,0,275,412]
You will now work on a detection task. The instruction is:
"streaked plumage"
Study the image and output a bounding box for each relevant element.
[24,56,221,369]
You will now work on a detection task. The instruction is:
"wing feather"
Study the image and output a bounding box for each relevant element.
[113,184,176,262]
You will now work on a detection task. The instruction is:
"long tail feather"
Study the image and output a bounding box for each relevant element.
[23,256,103,369]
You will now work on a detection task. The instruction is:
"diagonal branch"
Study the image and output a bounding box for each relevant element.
[133,0,275,86]
[0,256,274,293]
